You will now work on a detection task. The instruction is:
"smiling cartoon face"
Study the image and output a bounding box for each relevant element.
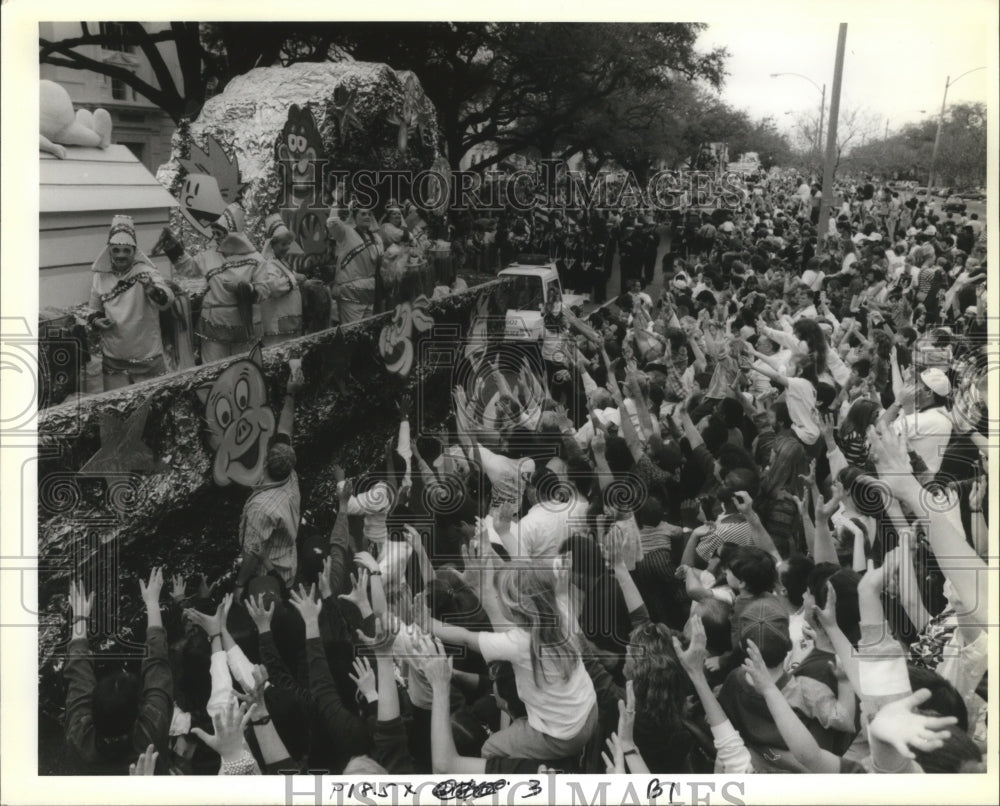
[179,173,226,237]
[275,105,325,209]
[196,345,275,487]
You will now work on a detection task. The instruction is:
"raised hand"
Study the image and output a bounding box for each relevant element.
[352,549,380,574]
[816,488,842,521]
[288,584,322,625]
[129,744,159,776]
[812,580,839,633]
[184,602,223,637]
[412,635,453,689]
[355,615,399,656]
[617,680,637,750]
[244,594,275,634]
[672,613,708,680]
[169,574,187,604]
[867,423,912,479]
[602,731,626,774]
[69,579,95,620]
[191,697,252,763]
[868,688,958,759]
[235,665,270,721]
[337,569,371,614]
[197,574,217,600]
[139,567,165,608]
[742,639,777,692]
[968,477,986,512]
[348,655,378,702]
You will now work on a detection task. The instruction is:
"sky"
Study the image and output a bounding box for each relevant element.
[700,14,992,140]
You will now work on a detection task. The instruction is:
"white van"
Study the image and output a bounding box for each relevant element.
[497,261,588,342]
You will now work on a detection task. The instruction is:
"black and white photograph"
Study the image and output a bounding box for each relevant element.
[1,1,996,803]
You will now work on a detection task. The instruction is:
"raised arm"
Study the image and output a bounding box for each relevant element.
[743,641,841,774]
[673,616,754,774]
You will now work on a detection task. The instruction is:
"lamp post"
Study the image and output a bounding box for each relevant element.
[927,66,986,195]
[770,72,826,157]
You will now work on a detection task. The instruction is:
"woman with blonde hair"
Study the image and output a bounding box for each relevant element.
[429,561,598,761]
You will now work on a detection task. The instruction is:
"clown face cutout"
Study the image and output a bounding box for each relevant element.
[196,345,275,487]
[276,105,325,210]
[378,295,434,377]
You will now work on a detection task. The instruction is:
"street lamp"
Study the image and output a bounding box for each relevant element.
[770,72,826,155]
[927,66,986,194]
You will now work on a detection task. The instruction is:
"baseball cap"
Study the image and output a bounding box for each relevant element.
[738,596,792,667]
[920,367,951,397]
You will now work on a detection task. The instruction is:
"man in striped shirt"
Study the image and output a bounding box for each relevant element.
[234,372,303,600]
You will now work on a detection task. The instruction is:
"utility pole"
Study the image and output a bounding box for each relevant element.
[817,23,847,249]
[927,75,950,194]
[817,83,826,157]
[927,67,986,195]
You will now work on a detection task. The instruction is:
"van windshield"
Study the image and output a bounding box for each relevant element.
[511,275,544,312]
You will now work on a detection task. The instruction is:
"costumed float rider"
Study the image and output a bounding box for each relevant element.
[260,213,304,347]
[87,214,174,391]
[159,203,270,362]
[326,200,385,325]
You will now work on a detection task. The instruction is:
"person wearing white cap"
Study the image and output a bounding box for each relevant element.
[87,214,174,391]
[887,367,953,476]
[260,213,304,347]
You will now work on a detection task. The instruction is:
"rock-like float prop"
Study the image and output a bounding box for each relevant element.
[156,61,440,273]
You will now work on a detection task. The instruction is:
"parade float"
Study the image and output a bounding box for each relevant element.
[35,64,494,751]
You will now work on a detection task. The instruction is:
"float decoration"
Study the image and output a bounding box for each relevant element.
[39,79,112,160]
[378,295,434,378]
[78,400,164,480]
[195,343,276,487]
[176,135,243,237]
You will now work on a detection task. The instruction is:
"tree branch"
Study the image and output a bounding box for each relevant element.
[39,38,182,120]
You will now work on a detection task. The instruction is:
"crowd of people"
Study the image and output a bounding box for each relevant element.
[64,167,989,778]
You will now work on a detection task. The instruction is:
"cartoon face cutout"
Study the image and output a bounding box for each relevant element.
[179,173,226,236]
[378,295,434,377]
[196,345,275,487]
[275,105,325,210]
[178,136,241,237]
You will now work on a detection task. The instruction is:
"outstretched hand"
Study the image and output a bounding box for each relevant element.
[869,688,958,759]
[672,613,709,680]
[355,615,399,656]
[245,594,275,634]
[69,579,94,620]
[191,697,252,763]
[289,584,322,624]
[139,567,165,608]
[742,639,777,692]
